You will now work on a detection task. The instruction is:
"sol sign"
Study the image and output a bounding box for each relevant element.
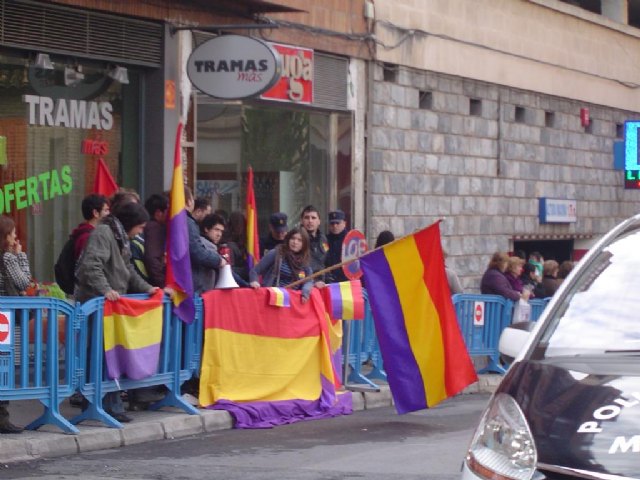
[261,43,313,104]
[187,35,280,99]
[341,230,368,280]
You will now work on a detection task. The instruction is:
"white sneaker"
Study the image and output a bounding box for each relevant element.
[182,393,199,406]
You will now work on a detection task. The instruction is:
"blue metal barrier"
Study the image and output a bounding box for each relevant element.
[70,294,200,429]
[529,297,551,322]
[452,294,513,374]
[0,297,78,433]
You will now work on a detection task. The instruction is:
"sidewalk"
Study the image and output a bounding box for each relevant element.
[0,375,502,465]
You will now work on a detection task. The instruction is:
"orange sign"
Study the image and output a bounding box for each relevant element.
[261,43,313,104]
[165,80,176,109]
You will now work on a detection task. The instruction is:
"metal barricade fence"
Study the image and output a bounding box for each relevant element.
[529,297,551,322]
[0,297,78,433]
[71,294,200,429]
[452,294,513,374]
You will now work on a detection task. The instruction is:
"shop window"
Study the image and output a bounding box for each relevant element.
[0,53,137,282]
[469,98,482,116]
[195,101,352,237]
[418,91,433,110]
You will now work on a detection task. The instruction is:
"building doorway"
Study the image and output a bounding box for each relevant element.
[513,239,573,263]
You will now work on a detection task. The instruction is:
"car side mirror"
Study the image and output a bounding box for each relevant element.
[498,322,535,364]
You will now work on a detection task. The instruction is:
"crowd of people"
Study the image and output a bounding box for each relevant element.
[480,250,574,301]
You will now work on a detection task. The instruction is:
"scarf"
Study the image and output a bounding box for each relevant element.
[102,215,129,252]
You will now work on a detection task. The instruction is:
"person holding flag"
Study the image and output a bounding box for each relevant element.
[245,166,260,271]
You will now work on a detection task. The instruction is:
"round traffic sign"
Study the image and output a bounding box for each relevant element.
[341,230,368,280]
[474,304,483,324]
[0,312,10,343]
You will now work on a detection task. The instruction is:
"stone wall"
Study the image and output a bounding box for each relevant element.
[367,64,639,291]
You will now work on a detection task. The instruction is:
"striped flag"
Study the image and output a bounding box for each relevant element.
[103,290,164,380]
[245,167,260,270]
[360,222,477,413]
[325,280,365,320]
[267,287,290,307]
[165,122,195,323]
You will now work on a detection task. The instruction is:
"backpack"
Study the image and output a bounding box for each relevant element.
[54,236,77,295]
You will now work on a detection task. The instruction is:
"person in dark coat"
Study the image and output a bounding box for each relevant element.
[300,205,328,286]
[325,210,349,283]
[480,252,530,302]
[259,212,288,257]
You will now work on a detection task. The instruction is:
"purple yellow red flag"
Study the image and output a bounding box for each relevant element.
[325,280,364,320]
[103,290,163,380]
[165,122,195,323]
[245,167,260,270]
[267,287,290,307]
[199,288,352,428]
[359,222,477,414]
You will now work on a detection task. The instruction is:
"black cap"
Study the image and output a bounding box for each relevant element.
[328,210,345,224]
[269,212,288,233]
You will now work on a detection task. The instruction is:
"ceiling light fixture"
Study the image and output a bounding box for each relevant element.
[107,66,129,85]
[34,53,54,70]
[64,65,85,86]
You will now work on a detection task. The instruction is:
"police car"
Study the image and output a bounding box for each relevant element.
[462,213,640,480]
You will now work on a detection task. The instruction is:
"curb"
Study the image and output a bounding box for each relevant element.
[1,376,499,465]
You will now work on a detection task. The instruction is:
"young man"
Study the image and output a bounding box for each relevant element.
[325,209,349,283]
[300,205,328,285]
[143,193,169,287]
[192,197,212,223]
[71,194,110,260]
[259,212,288,256]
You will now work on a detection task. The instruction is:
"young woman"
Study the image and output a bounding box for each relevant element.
[0,215,30,434]
[249,227,313,302]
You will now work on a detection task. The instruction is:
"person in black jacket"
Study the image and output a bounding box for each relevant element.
[325,210,349,283]
[300,205,328,286]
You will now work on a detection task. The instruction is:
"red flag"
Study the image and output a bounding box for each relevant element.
[93,158,118,197]
[245,167,260,269]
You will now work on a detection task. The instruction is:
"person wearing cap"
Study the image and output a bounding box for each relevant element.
[260,212,288,256]
[325,209,349,283]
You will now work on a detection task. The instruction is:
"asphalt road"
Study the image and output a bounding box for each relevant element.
[3,393,491,480]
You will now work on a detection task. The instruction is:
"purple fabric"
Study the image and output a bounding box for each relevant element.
[104,343,161,380]
[480,268,520,301]
[168,209,195,323]
[209,376,353,429]
[359,249,428,414]
[328,283,343,319]
[505,273,523,293]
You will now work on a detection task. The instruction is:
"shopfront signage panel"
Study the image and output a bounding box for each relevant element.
[187,35,280,99]
[538,198,577,224]
[624,120,640,189]
[261,43,313,104]
[0,166,72,215]
[23,95,113,130]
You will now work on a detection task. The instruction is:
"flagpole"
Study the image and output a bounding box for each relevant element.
[284,219,444,289]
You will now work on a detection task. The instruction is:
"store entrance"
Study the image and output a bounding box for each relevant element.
[513,239,573,263]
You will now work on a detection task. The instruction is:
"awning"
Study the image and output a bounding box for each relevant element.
[513,233,593,241]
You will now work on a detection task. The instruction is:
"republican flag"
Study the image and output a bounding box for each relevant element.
[267,287,290,307]
[360,222,477,414]
[245,167,260,270]
[93,158,118,198]
[199,288,352,428]
[103,290,164,380]
[325,280,365,320]
[165,122,195,323]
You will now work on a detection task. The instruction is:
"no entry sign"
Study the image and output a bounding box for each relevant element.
[0,311,12,345]
[473,302,485,326]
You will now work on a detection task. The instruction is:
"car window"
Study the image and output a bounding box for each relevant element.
[537,228,640,358]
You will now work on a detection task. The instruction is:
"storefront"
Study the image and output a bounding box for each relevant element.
[0,0,162,281]
[193,39,354,235]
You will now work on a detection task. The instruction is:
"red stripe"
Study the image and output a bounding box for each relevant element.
[414,223,477,396]
[104,290,164,317]
[202,288,321,338]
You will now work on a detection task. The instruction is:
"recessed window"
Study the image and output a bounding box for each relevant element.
[419,91,433,110]
[469,98,482,116]
[382,63,397,83]
[515,106,526,123]
[545,111,555,128]
[585,120,593,134]
[616,123,624,138]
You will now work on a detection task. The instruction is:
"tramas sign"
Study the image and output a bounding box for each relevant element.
[261,43,313,104]
[187,35,280,99]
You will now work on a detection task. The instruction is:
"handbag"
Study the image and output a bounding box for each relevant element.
[512,298,531,323]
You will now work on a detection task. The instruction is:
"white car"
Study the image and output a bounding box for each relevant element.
[462,213,640,480]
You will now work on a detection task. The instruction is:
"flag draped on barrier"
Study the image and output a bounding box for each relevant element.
[359,222,477,413]
[165,123,195,323]
[245,167,260,270]
[103,290,164,380]
[199,288,352,428]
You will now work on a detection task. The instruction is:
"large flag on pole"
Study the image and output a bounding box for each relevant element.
[93,158,118,198]
[359,221,477,414]
[245,166,260,270]
[165,122,195,323]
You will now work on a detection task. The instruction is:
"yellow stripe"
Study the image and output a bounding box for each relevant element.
[385,236,447,406]
[170,165,185,217]
[199,328,322,407]
[104,305,163,351]
[274,288,285,306]
[338,281,354,319]
[246,207,255,256]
